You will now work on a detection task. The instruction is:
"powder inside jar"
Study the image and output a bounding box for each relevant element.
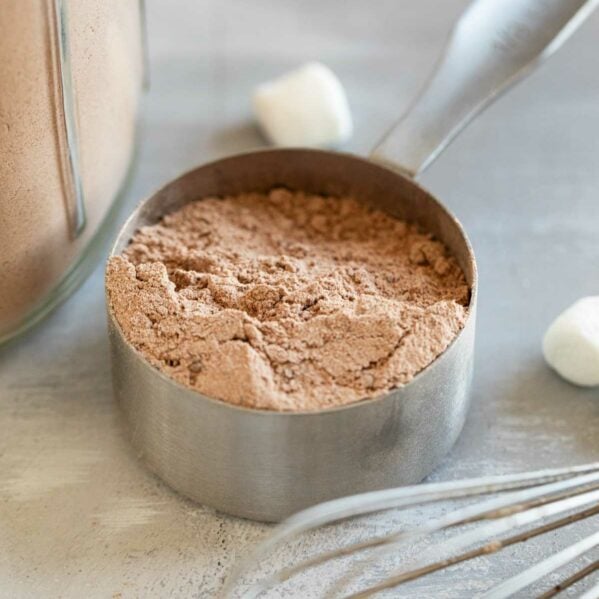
[106,189,470,412]
[0,0,141,337]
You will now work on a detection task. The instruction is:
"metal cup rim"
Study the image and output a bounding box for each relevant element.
[106,147,478,417]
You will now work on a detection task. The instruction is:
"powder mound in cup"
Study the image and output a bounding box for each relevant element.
[106,189,470,412]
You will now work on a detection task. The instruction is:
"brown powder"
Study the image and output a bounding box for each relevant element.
[0,1,141,337]
[106,189,469,412]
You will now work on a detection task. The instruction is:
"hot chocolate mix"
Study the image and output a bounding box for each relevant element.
[106,189,469,411]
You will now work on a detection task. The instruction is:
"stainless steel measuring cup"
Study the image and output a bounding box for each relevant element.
[107,0,596,521]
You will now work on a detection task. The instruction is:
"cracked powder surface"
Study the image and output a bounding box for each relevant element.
[106,189,469,412]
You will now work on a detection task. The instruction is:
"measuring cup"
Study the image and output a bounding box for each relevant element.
[107,0,596,521]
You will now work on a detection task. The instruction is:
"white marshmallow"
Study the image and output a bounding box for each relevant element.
[253,62,353,148]
[543,296,599,386]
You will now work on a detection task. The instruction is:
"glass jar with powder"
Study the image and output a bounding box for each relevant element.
[0,0,144,343]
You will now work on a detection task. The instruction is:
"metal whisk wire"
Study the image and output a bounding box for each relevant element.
[223,463,599,598]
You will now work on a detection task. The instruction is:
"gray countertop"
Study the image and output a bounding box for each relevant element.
[1,1,598,597]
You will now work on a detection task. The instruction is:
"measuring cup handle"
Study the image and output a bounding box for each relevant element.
[370,0,597,179]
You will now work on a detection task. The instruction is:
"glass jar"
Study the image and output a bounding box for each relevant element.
[0,0,144,343]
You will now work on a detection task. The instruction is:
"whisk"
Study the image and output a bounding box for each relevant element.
[222,463,599,598]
